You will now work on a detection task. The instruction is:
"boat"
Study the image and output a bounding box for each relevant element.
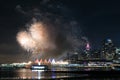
[30,65,49,71]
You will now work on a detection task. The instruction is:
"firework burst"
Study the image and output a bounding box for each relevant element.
[16,22,56,54]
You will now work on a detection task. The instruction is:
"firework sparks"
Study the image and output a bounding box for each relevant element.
[16,22,56,54]
[29,22,47,42]
[16,2,87,59]
[16,31,36,52]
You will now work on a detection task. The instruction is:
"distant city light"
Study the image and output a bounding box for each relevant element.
[86,42,90,50]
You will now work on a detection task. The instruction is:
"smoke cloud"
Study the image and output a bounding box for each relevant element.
[16,0,87,60]
[16,22,56,54]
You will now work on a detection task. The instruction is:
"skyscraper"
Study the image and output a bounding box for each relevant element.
[84,42,91,58]
[113,48,120,63]
[86,42,90,51]
[101,39,116,60]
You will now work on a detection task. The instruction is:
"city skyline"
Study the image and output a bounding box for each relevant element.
[0,0,120,63]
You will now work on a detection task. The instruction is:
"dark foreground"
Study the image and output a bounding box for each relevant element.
[0,69,120,80]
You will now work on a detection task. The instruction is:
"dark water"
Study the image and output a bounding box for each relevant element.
[0,68,120,80]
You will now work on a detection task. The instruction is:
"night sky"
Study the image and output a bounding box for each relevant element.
[0,0,120,63]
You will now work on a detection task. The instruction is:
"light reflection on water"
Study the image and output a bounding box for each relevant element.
[0,68,119,79]
[0,68,83,79]
[31,69,78,79]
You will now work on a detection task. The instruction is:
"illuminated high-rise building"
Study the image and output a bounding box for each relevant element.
[84,42,91,58]
[86,42,90,51]
[113,48,120,63]
[101,39,116,60]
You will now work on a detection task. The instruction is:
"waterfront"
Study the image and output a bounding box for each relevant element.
[0,68,88,79]
[0,67,120,80]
